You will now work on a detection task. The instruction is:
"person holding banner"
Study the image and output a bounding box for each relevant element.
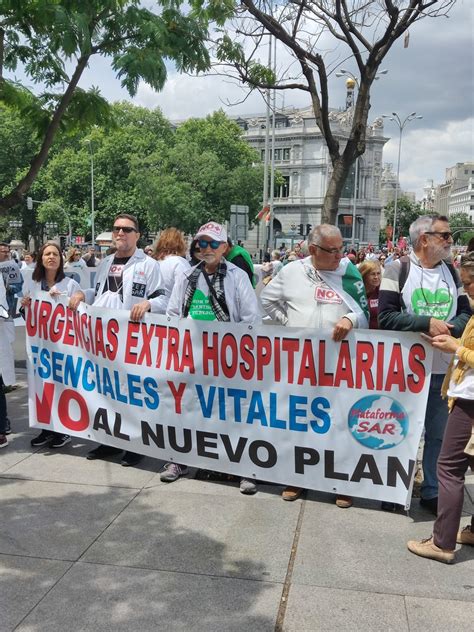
[21,241,82,449]
[0,273,15,448]
[379,215,471,516]
[164,221,261,494]
[261,224,369,505]
[407,251,474,563]
[69,213,165,467]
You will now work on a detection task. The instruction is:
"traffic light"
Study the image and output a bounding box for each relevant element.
[298,223,304,235]
[306,224,312,236]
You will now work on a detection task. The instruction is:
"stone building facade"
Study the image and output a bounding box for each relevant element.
[234,106,387,254]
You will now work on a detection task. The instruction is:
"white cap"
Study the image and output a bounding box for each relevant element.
[195,221,227,243]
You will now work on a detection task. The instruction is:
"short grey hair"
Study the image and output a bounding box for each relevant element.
[309,224,342,246]
[409,214,449,250]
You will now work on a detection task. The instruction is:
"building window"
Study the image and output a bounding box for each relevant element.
[261,148,291,162]
[275,175,290,198]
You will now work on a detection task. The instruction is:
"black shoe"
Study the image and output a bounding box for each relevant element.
[50,434,71,448]
[121,451,143,467]
[420,497,438,516]
[5,418,11,435]
[381,501,404,512]
[86,445,123,460]
[31,430,55,447]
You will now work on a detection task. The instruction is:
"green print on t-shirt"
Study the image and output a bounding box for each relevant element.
[188,288,216,321]
[411,287,453,320]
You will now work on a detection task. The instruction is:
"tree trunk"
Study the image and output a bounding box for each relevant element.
[322,156,354,224]
[0,54,90,214]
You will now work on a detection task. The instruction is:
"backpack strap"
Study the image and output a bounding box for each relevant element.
[398,255,410,311]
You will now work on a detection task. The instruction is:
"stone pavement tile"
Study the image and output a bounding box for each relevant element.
[291,499,474,601]
[283,584,408,632]
[405,595,473,632]
[1,443,161,489]
[0,432,43,473]
[0,479,138,561]
[82,487,299,582]
[16,561,281,632]
[0,554,71,632]
[145,471,284,499]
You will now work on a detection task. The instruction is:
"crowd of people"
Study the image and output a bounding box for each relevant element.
[0,214,473,565]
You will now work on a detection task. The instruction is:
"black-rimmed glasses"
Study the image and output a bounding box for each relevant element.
[424,231,453,241]
[313,244,344,255]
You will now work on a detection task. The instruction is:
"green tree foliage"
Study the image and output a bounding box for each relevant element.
[0,0,233,212]
[132,111,264,234]
[447,211,474,244]
[0,101,263,241]
[382,197,424,242]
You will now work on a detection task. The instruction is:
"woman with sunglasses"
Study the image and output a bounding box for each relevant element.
[407,251,474,563]
[21,241,82,449]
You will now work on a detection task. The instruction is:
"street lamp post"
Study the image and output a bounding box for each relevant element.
[85,140,95,247]
[382,112,423,244]
[335,68,388,246]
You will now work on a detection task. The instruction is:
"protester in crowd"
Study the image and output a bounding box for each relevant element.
[82,246,98,268]
[0,274,14,447]
[293,243,305,259]
[225,238,256,287]
[359,258,402,512]
[64,247,87,273]
[356,250,366,265]
[407,251,474,563]
[189,239,202,266]
[144,245,154,256]
[0,242,23,317]
[261,224,369,505]
[359,260,382,331]
[165,221,261,494]
[379,215,471,515]
[69,213,165,467]
[20,251,36,270]
[21,242,82,449]
[152,228,190,301]
[378,254,387,268]
[271,250,283,277]
[467,237,474,253]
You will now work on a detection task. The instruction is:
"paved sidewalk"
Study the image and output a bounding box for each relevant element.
[1,375,473,632]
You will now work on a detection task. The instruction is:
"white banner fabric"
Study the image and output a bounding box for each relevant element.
[26,295,433,507]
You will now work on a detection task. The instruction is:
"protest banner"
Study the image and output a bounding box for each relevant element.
[26,294,433,507]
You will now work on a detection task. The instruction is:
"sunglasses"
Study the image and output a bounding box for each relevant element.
[112,225,137,234]
[425,231,452,241]
[198,239,222,250]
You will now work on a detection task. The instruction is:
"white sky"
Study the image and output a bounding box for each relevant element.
[8,1,474,199]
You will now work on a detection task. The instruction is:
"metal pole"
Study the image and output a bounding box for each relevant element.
[393,125,402,245]
[90,146,95,247]
[268,35,277,252]
[259,37,272,257]
[351,157,359,249]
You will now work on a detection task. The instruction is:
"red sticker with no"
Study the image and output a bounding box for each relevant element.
[314,286,342,304]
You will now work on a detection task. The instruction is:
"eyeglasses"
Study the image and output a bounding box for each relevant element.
[112,225,137,234]
[198,239,222,250]
[313,244,344,255]
[425,231,453,241]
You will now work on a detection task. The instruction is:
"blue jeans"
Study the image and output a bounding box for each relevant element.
[421,373,449,500]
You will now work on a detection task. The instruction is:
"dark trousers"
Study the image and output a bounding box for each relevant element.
[433,398,474,550]
[0,376,7,434]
